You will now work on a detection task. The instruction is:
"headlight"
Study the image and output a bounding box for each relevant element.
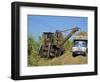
[82,48,86,51]
[72,47,77,51]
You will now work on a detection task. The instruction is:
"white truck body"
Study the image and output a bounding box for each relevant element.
[72,36,87,57]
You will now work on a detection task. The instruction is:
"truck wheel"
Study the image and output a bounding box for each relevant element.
[72,53,76,57]
[82,52,86,56]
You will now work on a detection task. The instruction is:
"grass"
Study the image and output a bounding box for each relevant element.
[28,50,87,66]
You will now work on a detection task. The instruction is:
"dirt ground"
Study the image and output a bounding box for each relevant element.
[32,51,88,66]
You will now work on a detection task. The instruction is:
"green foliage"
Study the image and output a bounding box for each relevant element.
[28,34,40,66]
[28,34,36,55]
[64,40,73,51]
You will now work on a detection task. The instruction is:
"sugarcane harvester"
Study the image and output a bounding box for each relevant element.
[39,27,79,58]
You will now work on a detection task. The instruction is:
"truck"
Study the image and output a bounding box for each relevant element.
[72,36,88,57]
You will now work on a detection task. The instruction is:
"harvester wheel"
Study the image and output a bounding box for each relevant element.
[38,45,44,57]
[56,49,62,57]
[47,43,51,58]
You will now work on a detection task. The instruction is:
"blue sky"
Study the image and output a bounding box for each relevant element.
[28,15,88,41]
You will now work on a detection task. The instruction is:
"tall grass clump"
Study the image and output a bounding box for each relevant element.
[28,34,40,66]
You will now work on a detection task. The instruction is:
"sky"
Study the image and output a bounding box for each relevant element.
[28,15,88,41]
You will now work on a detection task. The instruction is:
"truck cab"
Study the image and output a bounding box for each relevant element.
[72,36,87,57]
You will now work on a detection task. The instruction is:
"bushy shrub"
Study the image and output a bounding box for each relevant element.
[28,34,40,66]
[64,40,73,51]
